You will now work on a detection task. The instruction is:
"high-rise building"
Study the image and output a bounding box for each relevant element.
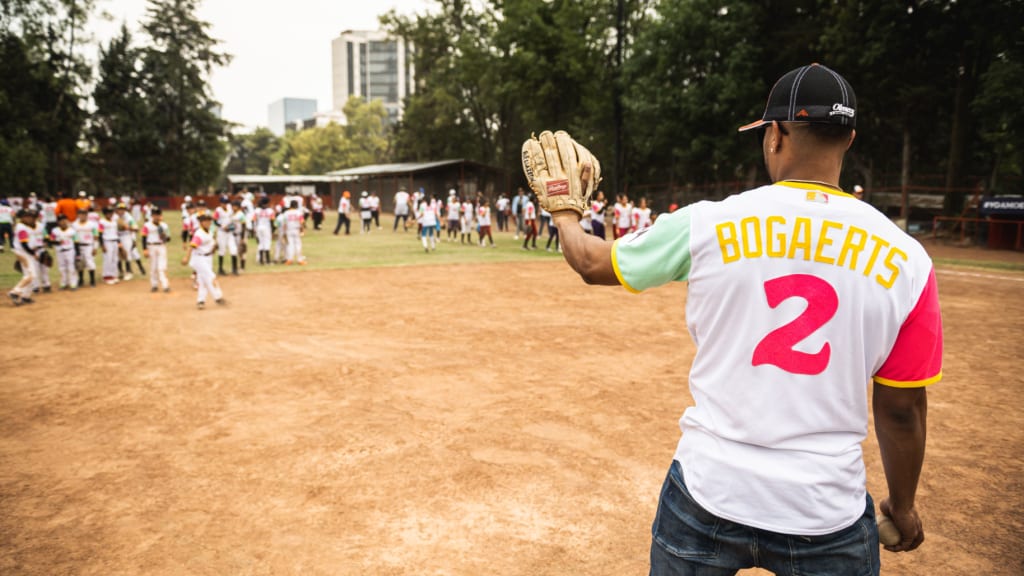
[331,30,414,124]
[268,98,318,135]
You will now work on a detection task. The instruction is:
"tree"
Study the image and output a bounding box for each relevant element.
[139,0,230,195]
[223,127,280,176]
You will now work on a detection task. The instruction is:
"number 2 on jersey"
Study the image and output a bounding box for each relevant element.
[752,274,838,375]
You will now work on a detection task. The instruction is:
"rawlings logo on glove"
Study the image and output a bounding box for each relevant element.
[522,130,601,217]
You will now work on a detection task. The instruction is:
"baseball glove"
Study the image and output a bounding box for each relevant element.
[521,130,602,217]
[37,251,53,267]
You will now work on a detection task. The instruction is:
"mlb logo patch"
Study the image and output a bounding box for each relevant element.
[806,191,829,204]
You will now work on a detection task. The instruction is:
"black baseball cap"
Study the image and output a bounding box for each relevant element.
[738,63,856,132]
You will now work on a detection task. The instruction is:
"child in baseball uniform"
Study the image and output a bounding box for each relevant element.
[72,209,98,287]
[50,215,78,290]
[181,213,223,309]
[231,198,247,273]
[631,197,652,232]
[253,197,275,265]
[359,191,372,233]
[115,203,145,279]
[283,200,306,265]
[141,207,171,292]
[0,199,13,251]
[213,197,238,275]
[460,196,475,244]
[8,209,39,305]
[98,207,120,284]
[417,196,438,252]
[613,194,632,239]
[30,215,52,292]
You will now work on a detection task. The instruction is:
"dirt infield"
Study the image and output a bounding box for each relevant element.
[1,252,1022,574]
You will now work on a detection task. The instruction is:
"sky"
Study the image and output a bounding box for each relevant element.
[92,0,433,130]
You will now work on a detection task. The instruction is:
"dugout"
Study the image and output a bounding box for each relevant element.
[225,175,347,205]
[326,159,508,212]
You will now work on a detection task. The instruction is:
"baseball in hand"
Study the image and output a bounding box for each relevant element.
[878,514,901,546]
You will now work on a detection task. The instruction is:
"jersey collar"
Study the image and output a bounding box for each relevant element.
[776,179,855,199]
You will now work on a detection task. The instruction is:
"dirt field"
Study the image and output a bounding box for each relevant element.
[1,244,1022,575]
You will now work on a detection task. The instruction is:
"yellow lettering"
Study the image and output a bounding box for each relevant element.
[716,221,741,263]
[837,226,868,270]
[814,220,842,265]
[787,217,812,261]
[862,234,891,277]
[876,247,907,289]
[766,216,786,257]
[740,216,763,258]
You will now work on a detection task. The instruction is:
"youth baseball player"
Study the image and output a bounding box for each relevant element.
[631,197,652,232]
[460,195,474,244]
[8,209,39,305]
[253,197,275,265]
[213,197,238,275]
[589,191,607,239]
[0,199,13,251]
[477,199,495,247]
[612,194,632,239]
[50,215,78,290]
[417,195,438,252]
[72,209,98,287]
[524,64,941,575]
[358,191,372,233]
[283,200,306,265]
[30,214,52,292]
[115,203,145,279]
[446,191,460,241]
[98,207,120,284]
[231,199,248,273]
[142,207,171,292]
[393,188,410,231]
[181,213,223,309]
[521,194,537,250]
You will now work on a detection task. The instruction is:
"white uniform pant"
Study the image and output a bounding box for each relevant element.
[102,239,120,278]
[119,233,140,260]
[11,251,36,298]
[148,244,168,289]
[285,232,303,262]
[56,248,77,288]
[217,229,238,256]
[77,244,96,271]
[256,226,272,251]
[34,257,50,288]
[190,254,222,303]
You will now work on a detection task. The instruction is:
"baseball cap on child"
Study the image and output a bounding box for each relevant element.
[738,63,856,132]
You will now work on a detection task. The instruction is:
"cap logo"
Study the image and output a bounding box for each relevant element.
[830,103,855,119]
[796,109,810,118]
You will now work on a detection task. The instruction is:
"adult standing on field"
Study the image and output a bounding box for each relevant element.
[334,191,352,235]
[393,187,411,231]
[529,64,941,575]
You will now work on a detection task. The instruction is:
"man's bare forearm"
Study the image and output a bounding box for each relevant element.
[553,212,618,286]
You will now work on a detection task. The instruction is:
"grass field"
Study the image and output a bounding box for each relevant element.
[0,211,565,288]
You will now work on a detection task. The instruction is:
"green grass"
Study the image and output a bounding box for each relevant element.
[0,211,564,287]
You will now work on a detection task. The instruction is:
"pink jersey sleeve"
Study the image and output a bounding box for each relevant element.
[874,269,943,387]
[190,234,202,248]
[17,229,30,242]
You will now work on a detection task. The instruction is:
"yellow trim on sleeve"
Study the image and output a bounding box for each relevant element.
[610,239,642,294]
[873,372,942,388]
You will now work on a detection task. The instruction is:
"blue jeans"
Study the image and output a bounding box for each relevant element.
[650,461,880,576]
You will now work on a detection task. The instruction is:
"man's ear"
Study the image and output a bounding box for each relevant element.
[846,129,857,151]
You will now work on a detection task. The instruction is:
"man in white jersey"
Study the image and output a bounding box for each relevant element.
[334,191,352,235]
[115,203,145,280]
[73,209,98,287]
[98,207,121,284]
[182,213,223,309]
[393,188,411,231]
[213,197,238,275]
[446,191,460,242]
[548,64,941,575]
[142,207,171,292]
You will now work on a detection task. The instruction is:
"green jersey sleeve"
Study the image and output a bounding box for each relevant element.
[611,205,693,293]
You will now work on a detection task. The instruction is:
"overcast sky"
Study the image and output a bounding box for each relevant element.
[92,0,432,130]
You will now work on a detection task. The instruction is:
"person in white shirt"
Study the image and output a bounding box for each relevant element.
[631,197,652,232]
[8,210,39,305]
[369,192,381,229]
[460,197,475,245]
[495,193,510,232]
[181,213,223,309]
[589,191,607,239]
[521,194,537,250]
[417,195,438,252]
[0,199,14,252]
[72,210,98,287]
[613,194,632,239]
[30,217,52,292]
[212,197,238,275]
[142,208,171,292]
[50,215,78,290]
[334,191,352,235]
[115,203,145,280]
[446,191,460,242]
[393,188,411,231]
[358,191,372,233]
[477,198,495,247]
[253,197,276,265]
[283,200,306,265]
[98,207,120,284]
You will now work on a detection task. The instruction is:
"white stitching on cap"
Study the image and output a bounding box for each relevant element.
[789,65,812,121]
[823,66,850,124]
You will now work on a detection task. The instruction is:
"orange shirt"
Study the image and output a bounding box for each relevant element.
[56,198,78,221]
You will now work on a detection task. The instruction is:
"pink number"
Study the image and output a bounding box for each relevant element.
[752,274,838,375]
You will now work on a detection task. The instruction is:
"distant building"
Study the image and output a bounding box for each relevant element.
[331,30,414,125]
[268,98,318,136]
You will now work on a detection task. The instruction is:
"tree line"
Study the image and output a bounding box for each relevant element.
[2,0,1021,216]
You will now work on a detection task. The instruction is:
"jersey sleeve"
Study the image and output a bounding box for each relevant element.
[611,205,693,293]
[874,268,943,387]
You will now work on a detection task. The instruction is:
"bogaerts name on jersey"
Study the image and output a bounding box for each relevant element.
[715,216,906,289]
